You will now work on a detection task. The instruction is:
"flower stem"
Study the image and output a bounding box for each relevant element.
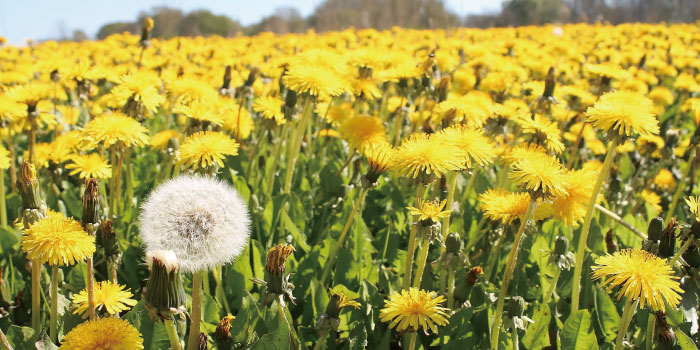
[594,204,646,239]
[86,257,96,319]
[0,170,6,228]
[0,327,13,350]
[666,147,696,222]
[645,314,655,350]
[544,268,561,303]
[511,327,519,350]
[447,265,456,309]
[213,266,230,314]
[31,260,40,334]
[412,236,431,288]
[614,298,635,350]
[407,332,418,350]
[164,318,182,350]
[442,172,459,237]
[571,139,617,314]
[320,187,369,285]
[283,97,312,194]
[403,185,427,290]
[669,236,693,266]
[491,200,537,350]
[186,271,203,350]
[50,266,58,343]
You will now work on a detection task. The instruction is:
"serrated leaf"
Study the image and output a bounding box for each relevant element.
[562,310,599,350]
[522,304,550,349]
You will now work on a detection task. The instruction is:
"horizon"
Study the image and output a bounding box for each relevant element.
[0,0,503,45]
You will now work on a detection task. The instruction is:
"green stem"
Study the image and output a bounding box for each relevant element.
[442,172,459,237]
[645,314,655,350]
[265,124,283,194]
[283,97,312,194]
[669,237,693,266]
[50,266,58,343]
[213,266,231,314]
[511,327,519,350]
[0,170,6,228]
[666,147,696,222]
[186,271,203,350]
[544,268,561,303]
[412,236,431,288]
[392,96,405,146]
[403,185,427,290]
[447,265,456,309]
[571,139,617,314]
[86,257,95,319]
[164,318,182,350]
[595,204,646,239]
[614,298,635,350]
[491,200,537,350]
[320,187,369,285]
[31,260,40,334]
[407,332,418,350]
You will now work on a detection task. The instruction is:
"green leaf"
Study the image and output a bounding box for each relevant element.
[281,211,311,252]
[0,226,20,254]
[347,321,368,350]
[6,326,37,350]
[561,310,599,350]
[251,310,292,350]
[593,289,619,341]
[34,330,58,350]
[522,304,551,349]
[676,330,699,350]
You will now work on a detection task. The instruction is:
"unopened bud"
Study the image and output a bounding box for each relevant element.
[656,312,676,350]
[17,162,43,211]
[507,296,526,318]
[647,217,664,241]
[605,229,618,254]
[144,250,186,322]
[445,232,461,255]
[97,220,121,264]
[198,332,208,350]
[658,218,677,259]
[214,315,235,341]
[82,178,100,227]
[542,67,556,98]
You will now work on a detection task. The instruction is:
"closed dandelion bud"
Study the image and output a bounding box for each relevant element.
[647,217,664,241]
[283,89,297,121]
[50,69,60,83]
[605,229,618,254]
[82,178,100,229]
[507,296,526,318]
[317,288,361,331]
[656,312,676,350]
[18,162,43,211]
[436,76,450,103]
[542,67,556,99]
[659,218,677,259]
[263,244,296,306]
[221,65,232,92]
[140,17,154,47]
[166,137,179,158]
[550,235,575,271]
[214,315,235,341]
[144,250,186,321]
[198,332,208,350]
[97,220,121,264]
[445,232,461,255]
[243,67,258,88]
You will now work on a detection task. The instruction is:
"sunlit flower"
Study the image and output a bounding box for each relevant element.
[552,168,599,226]
[150,129,180,150]
[516,114,565,154]
[592,249,683,312]
[684,196,700,222]
[21,214,95,266]
[653,169,676,192]
[509,152,568,199]
[437,125,495,168]
[392,133,465,181]
[253,96,285,124]
[65,153,112,179]
[641,190,662,213]
[585,91,659,137]
[179,131,239,171]
[407,199,451,223]
[72,281,137,318]
[60,317,144,350]
[379,288,450,335]
[478,189,553,224]
[339,115,387,151]
[82,111,150,149]
[283,64,348,97]
[363,142,394,182]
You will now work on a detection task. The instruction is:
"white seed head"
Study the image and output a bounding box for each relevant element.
[146,249,179,272]
[139,175,251,273]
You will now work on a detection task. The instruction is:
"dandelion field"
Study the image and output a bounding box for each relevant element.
[1,21,700,349]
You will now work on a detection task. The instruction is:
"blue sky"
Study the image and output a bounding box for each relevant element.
[0,0,503,45]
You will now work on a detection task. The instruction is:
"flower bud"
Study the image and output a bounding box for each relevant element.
[655,312,676,350]
[283,89,297,121]
[507,296,526,318]
[17,162,43,212]
[140,17,154,47]
[551,236,575,271]
[97,220,121,264]
[445,232,461,255]
[214,315,235,341]
[144,250,187,321]
[259,244,296,307]
[605,229,618,254]
[82,178,100,228]
[647,217,664,241]
[542,67,556,99]
[658,218,677,259]
[221,65,232,92]
[198,332,208,350]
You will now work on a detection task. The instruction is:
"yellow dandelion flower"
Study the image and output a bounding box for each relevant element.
[173,101,224,126]
[379,287,450,335]
[266,244,295,275]
[684,196,700,222]
[319,129,340,138]
[509,152,568,198]
[6,82,52,108]
[283,64,348,97]
[150,129,180,150]
[179,131,239,171]
[107,72,165,115]
[653,169,676,192]
[329,288,361,311]
[21,214,95,266]
[72,281,137,318]
[640,190,662,213]
[437,125,495,168]
[516,114,565,154]
[392,133,465,180]
[24,143,52,169]
[82,111,150,149]
[478,189,553,224]
[49,131,83,163]
[407,199,451,223]
[592,249,683,312]
[65,153,112,179]
[552,168,599,226]
[363,142,394,182]
[60,317,144,350]
[585,91,659,137]
[253,96,285,124]
[339,115,388,151]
